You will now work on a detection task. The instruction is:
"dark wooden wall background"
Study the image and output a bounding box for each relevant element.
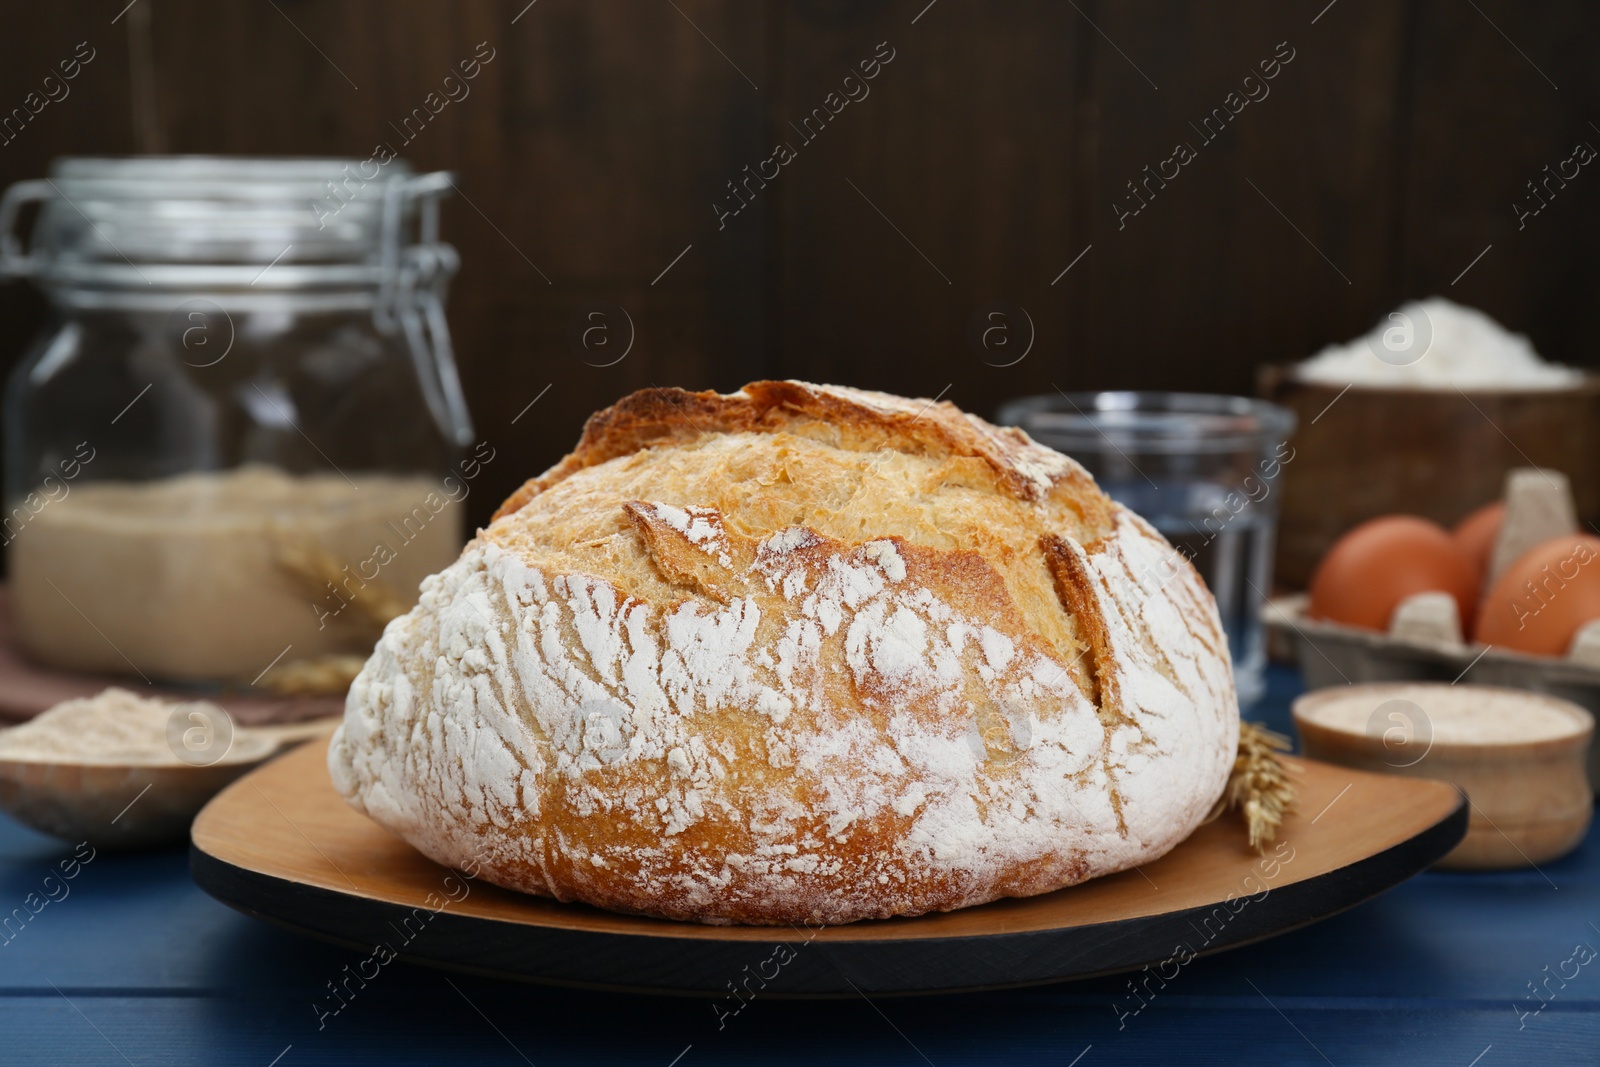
[1,0,1597,529]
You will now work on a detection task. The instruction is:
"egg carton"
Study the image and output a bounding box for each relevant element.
[1265,593,1600,789]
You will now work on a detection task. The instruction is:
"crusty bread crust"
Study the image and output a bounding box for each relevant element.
[331,381,1239,924]
[492,380,1114,520]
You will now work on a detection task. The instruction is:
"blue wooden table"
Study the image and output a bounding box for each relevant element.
[3,666,1597,1066]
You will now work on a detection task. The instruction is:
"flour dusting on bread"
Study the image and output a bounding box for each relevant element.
[330,381,1239,924]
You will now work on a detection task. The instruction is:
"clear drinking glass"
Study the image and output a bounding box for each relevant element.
[997,392,1297,707]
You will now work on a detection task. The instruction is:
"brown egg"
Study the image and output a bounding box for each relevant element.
[1452,501,1505,582]
[1309,516,1479,632]
[1476,534,1600,656]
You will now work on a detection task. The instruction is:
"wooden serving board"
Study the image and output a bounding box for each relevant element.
[191,739,1465,996]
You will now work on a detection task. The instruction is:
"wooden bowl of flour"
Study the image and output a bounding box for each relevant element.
[1293,683,1593,870]
[0,689,335,849]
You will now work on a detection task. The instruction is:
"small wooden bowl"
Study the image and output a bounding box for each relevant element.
[0,719,336,849]
[0,756,270,849]
[1293,683,1593,870]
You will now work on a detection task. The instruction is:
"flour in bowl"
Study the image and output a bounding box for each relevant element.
[1293,298,1583,390]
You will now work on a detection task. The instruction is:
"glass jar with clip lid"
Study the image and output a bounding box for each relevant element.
[0,156,480,690]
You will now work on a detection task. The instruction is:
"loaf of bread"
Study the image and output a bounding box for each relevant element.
[329,382,1239,924]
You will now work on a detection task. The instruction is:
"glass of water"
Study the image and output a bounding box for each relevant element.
[997,392,1297,707]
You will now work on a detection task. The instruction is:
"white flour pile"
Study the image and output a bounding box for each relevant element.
[0,689,226,765]
[1297,684,1586,744]
[1294,298,1583,390]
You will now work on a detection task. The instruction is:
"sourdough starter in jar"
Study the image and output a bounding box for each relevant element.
[10,466,460,683]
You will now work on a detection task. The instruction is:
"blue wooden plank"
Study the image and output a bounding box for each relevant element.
[1,998,1596,1067]
[2,664,1598,1065]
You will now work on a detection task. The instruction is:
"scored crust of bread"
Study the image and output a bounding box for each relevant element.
[329,381,1239,925]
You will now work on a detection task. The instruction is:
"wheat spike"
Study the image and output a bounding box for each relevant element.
[1208,720,1299,851]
